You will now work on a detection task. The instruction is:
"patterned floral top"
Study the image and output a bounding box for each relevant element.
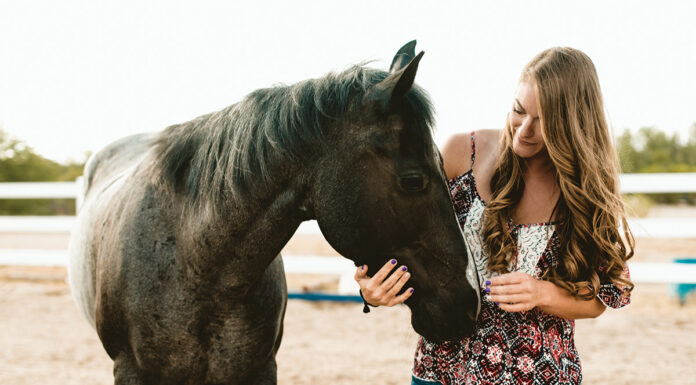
[412,133,631,385]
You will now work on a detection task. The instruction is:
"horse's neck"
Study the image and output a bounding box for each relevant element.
[182,182,309,289]
[231,186,308,263]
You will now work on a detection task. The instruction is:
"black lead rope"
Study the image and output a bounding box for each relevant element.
[359,290,376,313]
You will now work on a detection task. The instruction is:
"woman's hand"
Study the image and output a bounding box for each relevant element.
[486,272,549,312]
[354,259,414,307]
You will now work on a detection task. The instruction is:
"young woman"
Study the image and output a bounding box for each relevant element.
[354,47,634,385]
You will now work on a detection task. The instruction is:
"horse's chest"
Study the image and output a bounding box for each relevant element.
[95,182,287,382]
[118,255,287,383]
[203,314,282,381]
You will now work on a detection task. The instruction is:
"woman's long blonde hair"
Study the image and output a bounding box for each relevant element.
[482,47,634,300]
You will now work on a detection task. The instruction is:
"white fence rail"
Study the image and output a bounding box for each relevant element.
[2,173,696,238]
[1,249,695,284]
[1,175,696,286]
[2,215,694,239]
[620,173,696,194]
[3,173,695,196]
[0,215,323,236]
[0,181,81,199]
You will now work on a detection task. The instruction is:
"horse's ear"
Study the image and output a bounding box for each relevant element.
[389,50,424,102]
[390,40,417,73]
[368,50,425,111]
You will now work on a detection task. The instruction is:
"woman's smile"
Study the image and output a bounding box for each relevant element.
[517,137,535,146]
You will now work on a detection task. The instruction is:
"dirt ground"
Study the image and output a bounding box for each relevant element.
[2,229,696,384]
[1,269,695,385]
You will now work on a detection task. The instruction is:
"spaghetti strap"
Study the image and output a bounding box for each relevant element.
[470,131,476,168]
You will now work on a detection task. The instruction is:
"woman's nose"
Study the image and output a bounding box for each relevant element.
[518,117,534,137]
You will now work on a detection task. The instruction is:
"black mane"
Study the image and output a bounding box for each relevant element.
[152,65,435,205]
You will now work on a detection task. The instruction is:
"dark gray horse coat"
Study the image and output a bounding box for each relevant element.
[69,42,480,384]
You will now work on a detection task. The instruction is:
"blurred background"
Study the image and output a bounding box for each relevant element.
[1,1,695,384]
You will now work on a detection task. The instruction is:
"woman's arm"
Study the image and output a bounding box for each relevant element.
[487,272,606,319]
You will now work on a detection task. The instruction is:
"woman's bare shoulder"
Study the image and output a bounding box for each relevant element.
[441,129,502,179]
[441,133,474,179]
[475,129,503,168]
[475,129,503,150]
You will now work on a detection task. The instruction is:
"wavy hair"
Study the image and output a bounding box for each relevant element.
[482,47,634,300]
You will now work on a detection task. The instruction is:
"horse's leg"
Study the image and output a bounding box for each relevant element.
[113,354,148,385]
[243,320,284,385]
[243,357,278,385]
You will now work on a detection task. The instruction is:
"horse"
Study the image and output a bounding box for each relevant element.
[68,41,480,385]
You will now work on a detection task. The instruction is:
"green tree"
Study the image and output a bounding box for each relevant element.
[0,128,86,215]
[617,130,637,173]
[617,125,696,205]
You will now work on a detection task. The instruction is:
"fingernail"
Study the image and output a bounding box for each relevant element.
[401,266,408,272]
[495,302,500,306]
[485,287,490,293]
[361,265,365,270]
[390,259,397,264]
[485,280,491,286]
[409,288,414,293]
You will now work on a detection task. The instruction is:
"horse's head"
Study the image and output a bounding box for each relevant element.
[310,42,480,342]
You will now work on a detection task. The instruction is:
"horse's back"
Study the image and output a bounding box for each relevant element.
[68,132,158,328]
[82,132,159,197]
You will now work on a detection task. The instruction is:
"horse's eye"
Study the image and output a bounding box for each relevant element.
[399,174,425,192]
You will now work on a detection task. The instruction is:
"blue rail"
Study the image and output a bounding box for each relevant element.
[670,258,696,306]
[288,292,363,303]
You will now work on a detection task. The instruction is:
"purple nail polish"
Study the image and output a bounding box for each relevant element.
[409,288,414,293]
[361,265,365,270]
[485,280,491,286]
[401,266,408,272]
[495,302,500,306]
[485,287,490,293]
[390,259,397,264]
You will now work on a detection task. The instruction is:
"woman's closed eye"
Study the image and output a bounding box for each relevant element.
[513,104,524,115]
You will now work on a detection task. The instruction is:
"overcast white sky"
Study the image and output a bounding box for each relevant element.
[1,0,695,163]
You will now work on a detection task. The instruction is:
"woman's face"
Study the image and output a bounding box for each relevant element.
[509,80,547,159]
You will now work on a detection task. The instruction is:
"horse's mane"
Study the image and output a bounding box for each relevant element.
[151,65,435,205]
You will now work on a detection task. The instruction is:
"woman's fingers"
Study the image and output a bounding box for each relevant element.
[382,265,409,292]
[388,285,415,306]
[487,283,527,295]
[386,268,411,297]
[487,282,533,304]
[354,264,369,282]
[489,272,526,286]
[497,302,534,313]
[487,293,530,305]
[486,272,544,313]
[371,259,399,283]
